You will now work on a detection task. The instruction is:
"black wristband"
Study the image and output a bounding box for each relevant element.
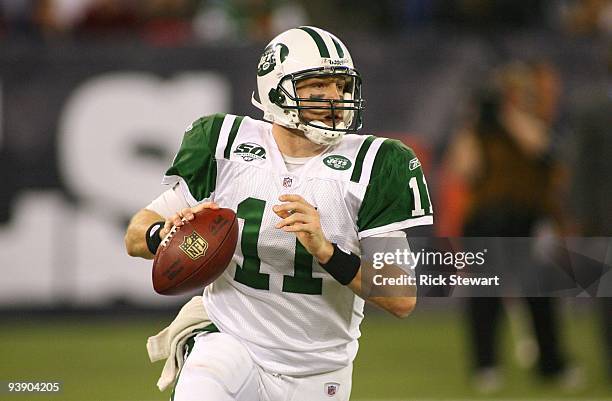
[145,221,165,255]
[319,244,361,285]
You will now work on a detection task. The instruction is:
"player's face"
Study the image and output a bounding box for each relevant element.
[295,76,347,128]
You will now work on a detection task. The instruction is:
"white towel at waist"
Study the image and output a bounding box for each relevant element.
[146,296,212,391]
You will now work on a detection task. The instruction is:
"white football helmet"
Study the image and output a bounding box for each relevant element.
[252,26,365,145]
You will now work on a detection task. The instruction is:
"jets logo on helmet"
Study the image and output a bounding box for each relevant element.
[252,26,365,146]
[257,43,289,77]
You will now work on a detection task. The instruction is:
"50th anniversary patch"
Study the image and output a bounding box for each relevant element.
[234,143,267,161]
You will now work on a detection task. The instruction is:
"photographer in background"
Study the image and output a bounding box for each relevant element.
[446,61,577,392]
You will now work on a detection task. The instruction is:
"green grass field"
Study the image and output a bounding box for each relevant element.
[1,302,610,401]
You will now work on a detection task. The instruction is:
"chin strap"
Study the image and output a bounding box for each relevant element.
[302,124,344,146]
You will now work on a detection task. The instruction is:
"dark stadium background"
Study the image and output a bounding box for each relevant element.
[0,1,610,400]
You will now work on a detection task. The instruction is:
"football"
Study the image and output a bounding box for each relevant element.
[152,208,238,295]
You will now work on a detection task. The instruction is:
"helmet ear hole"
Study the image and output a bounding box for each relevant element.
[268,88,286,106]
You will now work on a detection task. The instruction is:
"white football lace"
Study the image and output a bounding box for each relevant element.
[160,217,188,248]
[160,225,178,248]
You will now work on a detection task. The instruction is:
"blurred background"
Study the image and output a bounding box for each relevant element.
[0,0,611,400]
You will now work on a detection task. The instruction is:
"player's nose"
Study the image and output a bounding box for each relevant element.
[325,83,342,100]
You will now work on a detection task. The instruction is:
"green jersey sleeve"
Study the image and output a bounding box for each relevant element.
[162,113,226,204]
[357,139,433,237]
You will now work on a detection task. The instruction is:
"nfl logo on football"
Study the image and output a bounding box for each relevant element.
[179,232,209,260]
[325,382,339,397]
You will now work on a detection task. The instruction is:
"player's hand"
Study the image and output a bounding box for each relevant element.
[160,202,220,238]
[273,194,334,264]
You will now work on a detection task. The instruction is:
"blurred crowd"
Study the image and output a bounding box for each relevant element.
[0,0,611,44]
[0,0,309,44]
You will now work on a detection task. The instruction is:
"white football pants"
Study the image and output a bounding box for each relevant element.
[173,332,352,401]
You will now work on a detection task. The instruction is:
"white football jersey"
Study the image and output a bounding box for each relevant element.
[162,114,433,375]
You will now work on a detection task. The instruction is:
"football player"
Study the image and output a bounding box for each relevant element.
[125,26,433,401]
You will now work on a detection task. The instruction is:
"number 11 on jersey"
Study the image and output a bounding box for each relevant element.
[408,175,433,217]
[233,197,323,295]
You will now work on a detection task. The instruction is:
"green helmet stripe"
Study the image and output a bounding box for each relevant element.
[330,35,345,58]
[351,135,375,183]
[299,26,330,58]
[223,116,244,159]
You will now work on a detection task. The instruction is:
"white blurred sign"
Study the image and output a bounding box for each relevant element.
[0,72,230,306]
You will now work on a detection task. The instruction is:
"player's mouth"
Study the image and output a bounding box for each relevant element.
[300,110,344,127]
[321,112,343,126]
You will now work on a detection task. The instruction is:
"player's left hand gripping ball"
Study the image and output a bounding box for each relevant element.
[152,208,238,295]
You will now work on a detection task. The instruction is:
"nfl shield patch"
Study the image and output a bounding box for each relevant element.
[282,177,293,188]
[324,382,339,397]
[178,231,208,260]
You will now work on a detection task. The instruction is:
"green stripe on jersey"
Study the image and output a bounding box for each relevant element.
[209,114,224,154]
[165,113,226,201]
[351,135,375,183]
[299,26,330,58]
[224,116,244,159]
